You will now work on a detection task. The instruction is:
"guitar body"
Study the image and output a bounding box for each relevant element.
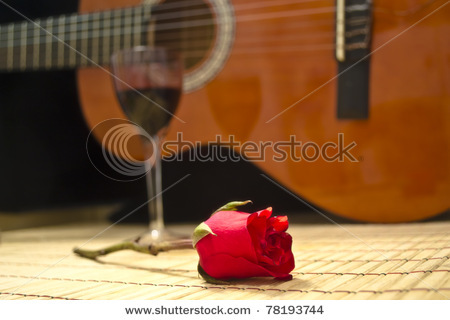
[78,0,449,222]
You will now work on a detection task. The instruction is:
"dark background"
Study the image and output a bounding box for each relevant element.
[0,0,309,223]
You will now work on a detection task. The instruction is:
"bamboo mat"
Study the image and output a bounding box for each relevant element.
[0,219,449,300]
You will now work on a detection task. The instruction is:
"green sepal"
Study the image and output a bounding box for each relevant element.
[192,222,216,248]
[198,264,230,285]
[212,200,252,216]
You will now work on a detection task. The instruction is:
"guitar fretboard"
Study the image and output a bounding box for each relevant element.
[0,5,151,72]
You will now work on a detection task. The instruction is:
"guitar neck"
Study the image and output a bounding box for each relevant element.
[0,5,151,72]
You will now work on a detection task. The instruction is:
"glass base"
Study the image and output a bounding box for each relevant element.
[136,228,187,244]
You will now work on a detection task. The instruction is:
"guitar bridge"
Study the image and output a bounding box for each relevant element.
[335,0,373,119]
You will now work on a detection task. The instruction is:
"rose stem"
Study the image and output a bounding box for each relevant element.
[73,239,193,260]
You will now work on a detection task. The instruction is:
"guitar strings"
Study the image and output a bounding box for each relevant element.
[0,7,366,61]
[0,0,439,64]
[0,6,336,41]
[0,35,335,60]
[151,0,326,12]
[0,0,336,31]
[146,0,439,17]
[95,0,437,18]
[0,8,338,49]
[73,0,442,25]
[0,18,336,46]
[0,0,440,42]
[0,41,335,62]
[136,0,332,18]
[0,0,377,48]
[0,40,335,68]
[0,0,338,41]
[0,11,338,54]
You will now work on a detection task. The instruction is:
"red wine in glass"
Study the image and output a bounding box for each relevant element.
[117,87,181,137]
[111,46,183,241]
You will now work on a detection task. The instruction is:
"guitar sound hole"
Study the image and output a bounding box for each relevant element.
[153,0,216,71]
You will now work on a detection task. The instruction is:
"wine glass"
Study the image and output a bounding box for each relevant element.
[111,46,183,242]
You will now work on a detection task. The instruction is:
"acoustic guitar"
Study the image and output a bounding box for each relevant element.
[0,0,448,222]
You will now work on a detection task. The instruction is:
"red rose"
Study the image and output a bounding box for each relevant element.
[193,206,295,280]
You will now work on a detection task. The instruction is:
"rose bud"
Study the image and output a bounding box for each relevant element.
[193,201,295,282]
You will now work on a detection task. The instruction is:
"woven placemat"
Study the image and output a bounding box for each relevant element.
[0,219,449,300]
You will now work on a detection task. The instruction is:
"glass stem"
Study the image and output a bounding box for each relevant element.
[145,136,164,233]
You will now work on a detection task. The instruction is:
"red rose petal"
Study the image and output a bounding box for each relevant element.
[275,274,293,281]
[259,233,295,274]
[197,211,258,263]
[269,216,289,232]
[200,253,293,280]
[246,211,268,258]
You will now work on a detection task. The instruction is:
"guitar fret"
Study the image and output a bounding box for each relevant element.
[68,15,77,68]
[133,6,142,47]
[51,18,59,69]
[119,9,125,50]
[62,16,70,67]
[86,15,93,66]
[7,24,14,71]
[32,19,40,69]
[11,24,20,69]
[25,22,34,69]
[19,21,27,70]
[117,9,123,52]
[97,12,104,65]
[91,12,100,65]
[45,17,53,69]
[80,14,89,66]
[39,20,46,68]
[74,16,82,66]
[102,11,111,65]
[144,4,152,46]
[57,15,65,68]
[112,9,122,55]
[123,8,132,50]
